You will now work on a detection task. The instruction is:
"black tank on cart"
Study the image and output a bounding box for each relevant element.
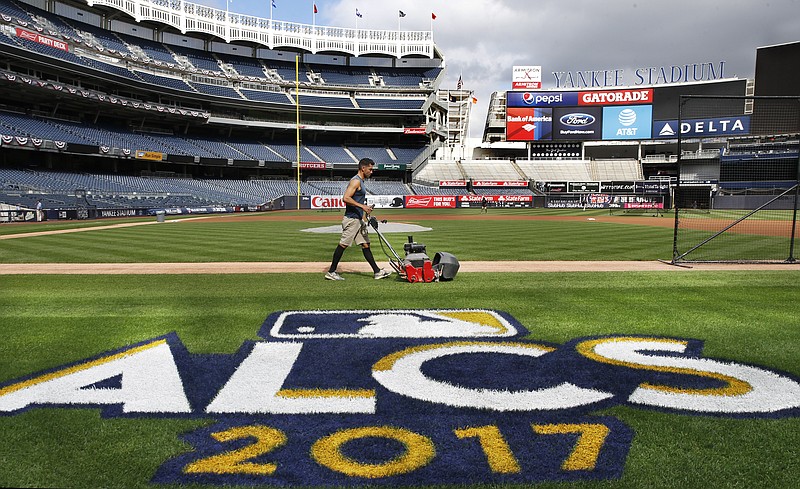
[368,217,459,283]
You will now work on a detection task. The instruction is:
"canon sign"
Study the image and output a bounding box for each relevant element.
[310,196,345,209]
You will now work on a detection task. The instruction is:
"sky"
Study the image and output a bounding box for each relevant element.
[208,0,799,138]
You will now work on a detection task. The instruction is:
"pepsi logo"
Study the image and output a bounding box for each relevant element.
[522,92,535,104]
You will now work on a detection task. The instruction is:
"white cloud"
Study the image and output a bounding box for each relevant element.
[238,0,800,137]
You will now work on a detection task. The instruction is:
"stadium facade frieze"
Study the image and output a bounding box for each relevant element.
[86,0,435,58]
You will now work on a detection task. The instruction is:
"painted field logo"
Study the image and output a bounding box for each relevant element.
[1,310,799,486]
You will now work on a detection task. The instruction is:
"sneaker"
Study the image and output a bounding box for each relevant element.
[374,269,392,280]
[325,271,345,281]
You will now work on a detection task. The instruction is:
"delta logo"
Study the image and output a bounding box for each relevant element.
[1,310,799,486]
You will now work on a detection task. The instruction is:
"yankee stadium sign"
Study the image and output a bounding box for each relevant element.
[552,61,726,88]
[1,310,798,486]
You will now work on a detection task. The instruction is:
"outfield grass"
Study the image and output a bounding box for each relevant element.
[0,209,678,263]
[0,210,798,488]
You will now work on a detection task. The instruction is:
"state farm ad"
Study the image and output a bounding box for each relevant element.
[457,195,533,208]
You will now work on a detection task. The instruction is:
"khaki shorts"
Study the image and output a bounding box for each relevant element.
[339,216,370,247]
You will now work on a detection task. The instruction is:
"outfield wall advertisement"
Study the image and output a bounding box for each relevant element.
[457,195,534,208]
[308,195,406,210]
[547,194,664,209]
[403,195,534,209]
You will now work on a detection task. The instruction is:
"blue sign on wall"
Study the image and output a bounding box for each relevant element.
[653,116,750,138]
[553,107,603,140]
[602,105,652,140]
[507,91,580,107]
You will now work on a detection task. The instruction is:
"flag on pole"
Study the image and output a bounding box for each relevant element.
[431,12,437,20]
[356,8,362,18]
[399,10,406,18]
[472,96,478,104]
[314,4,318,14]
[272,0,276,8]
[457,75,463,90]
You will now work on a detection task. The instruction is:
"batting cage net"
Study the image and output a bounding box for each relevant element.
[671,95,799,264]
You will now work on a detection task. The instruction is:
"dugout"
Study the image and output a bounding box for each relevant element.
[673,185,712,210]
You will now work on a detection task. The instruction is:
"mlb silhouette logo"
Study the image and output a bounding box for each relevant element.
[262,309,519,339]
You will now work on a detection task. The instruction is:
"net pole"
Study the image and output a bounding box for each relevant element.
[789,177,798,263]
[788,103,800,262]
[671,96,686,263]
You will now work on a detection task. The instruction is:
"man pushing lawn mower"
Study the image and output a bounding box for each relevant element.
[325,158,392,281]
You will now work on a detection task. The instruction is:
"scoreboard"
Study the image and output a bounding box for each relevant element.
[506,79,749,142]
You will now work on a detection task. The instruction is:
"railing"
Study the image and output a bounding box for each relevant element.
[88,0,435,58]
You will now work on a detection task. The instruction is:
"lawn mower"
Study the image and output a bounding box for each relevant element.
[368,216,459,283]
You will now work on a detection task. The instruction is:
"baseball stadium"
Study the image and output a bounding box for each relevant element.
[0,0,798,488]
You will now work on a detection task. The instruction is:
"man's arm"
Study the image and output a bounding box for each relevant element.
[342,179,373,215]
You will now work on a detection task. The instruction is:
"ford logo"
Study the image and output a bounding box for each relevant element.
[560,113,595,126]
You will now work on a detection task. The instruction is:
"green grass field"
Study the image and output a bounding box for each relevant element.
[1,209,676,262]
[1,209,798,488]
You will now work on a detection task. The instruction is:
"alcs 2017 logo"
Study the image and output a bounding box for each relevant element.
[1,310,799,486]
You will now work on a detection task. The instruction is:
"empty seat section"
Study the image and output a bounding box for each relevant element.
[190,82,241,99]
[515,160,593,182]
[134,72,194,92]
[460,160,524,180]
[414,160,466,183]
[305,144,352,164]
[349,146,393,164]
[240,89,292,103]
[356,98,425,110]
[295,94,354,109]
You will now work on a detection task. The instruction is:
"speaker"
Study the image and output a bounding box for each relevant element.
[432,252,459,281]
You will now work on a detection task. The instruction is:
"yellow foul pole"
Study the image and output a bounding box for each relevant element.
[295,55,301,209]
